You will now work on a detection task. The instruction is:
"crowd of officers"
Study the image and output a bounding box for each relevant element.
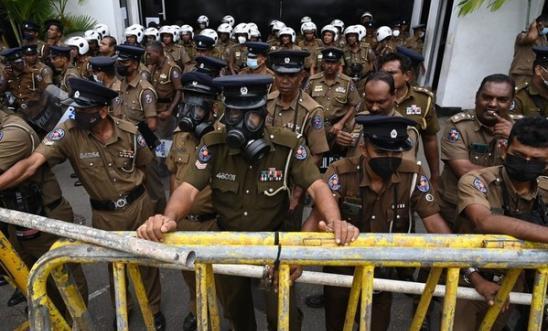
[0,10,546,331]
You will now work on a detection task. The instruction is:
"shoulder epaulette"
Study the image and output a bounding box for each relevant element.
[332,156,361,175]
[115,118,138,134]
[267,90,280,101]
[299,91,323,112]
[202,130,226,146]
[309,72,323,80]
[411,85,434,98]
[268,127,300,149]
[398,159,421,174]
[450,111,475,124]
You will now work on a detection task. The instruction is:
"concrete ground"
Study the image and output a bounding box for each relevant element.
[0,116,453,331]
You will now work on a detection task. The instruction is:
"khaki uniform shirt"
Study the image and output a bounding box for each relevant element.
[112,74,158,123]
[342,44,375,78]
[438,111,506,205]
[395,84,439,135]
[325,156,438,233]
[149,57,182,113]
[304,72,360,121]
[266,90,329,155]
[269,44,302,52]
[180,41,196,62]
[364,36,378,50]
[376,40,397,57]
[28,61,53,86]
[297,39,322,70]
[166,129,213,215]
[238,65,275,79]
[513,81,548,118]
[216,40,235,62]
[227,44,248,72]
[164,44,191,69]
[182,127,321,231]
[509,33,548,77]
[35,117,153,202]
[457,166,540,233]
[404,35,424,54]
[58,66,80,93]
[6,69,45,107]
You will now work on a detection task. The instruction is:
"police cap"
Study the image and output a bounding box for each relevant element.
[269,49,310,74]
[89,56,116,72]
[65,77,118,108]
[21,45,38,56]
[22,21,40,32]
[0,47,23,61]
[194,56,227,77]
[181,71,219,96]
[49,45,71,58]
[245,41,270,56]
[214,74,273,109]
[321,47,344,62]
[396,46,424,64]
[356,114,416,152]
[194,35,215,50]
[116,44,145,61]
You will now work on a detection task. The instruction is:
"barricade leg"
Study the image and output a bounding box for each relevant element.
[358,265,375,331]
[195,262,209,331]
[410,267,443,331]
[479,268,521,331]
[113,263,129,331]
[277,264,291,331]
[51,264,94,330]
[205,263,220,331]
[0,231,29,295]
[127,264,154,331]
[343,267,364,331]
[528,268,548,331]
[441,268,459,331]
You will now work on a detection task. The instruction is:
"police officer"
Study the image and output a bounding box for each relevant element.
[405,24,426,54]
[179,25,196,62]
[216,23,234,62]
[304,114,450,331]
[194,35,221,60]
[453,117,548,331]
[342,25,376,81]
[227,25,249,75]
[297,22,322,75]
[311,25,339,75]
[0,78,166,329]
[21,21,45,54]
[239,42,275,78]
[146,40,182,140]
[304,48,360,152]
[166,71,219,331]
[65,36,91,79]
[49,45,80,92]
[271,27,301,51]
[22,44,53,87]
[379,52,441,188]
[397,46,425,84]
[438,74,514,228]
[513,46,548,118]
[160,26,192,72]
[89,56,121,92]
[194,56,227,78]
[364,23,378,50]
[375,26,396,57]
[138,74,355,331]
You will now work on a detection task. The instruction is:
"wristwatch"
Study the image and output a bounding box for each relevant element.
[463,267,479,284]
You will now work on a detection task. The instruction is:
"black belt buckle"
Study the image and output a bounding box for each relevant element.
[114,196,128,209]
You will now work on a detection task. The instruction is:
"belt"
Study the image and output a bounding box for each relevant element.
[90,185,145,211]
[187,213,217,222]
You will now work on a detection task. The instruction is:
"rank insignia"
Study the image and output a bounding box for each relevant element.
[406,105,422,115]
[198,145,211,162]
[195,160,207,170]
[295,145,308,160]
[335,86,346,93]
[259,168,283,182]
[312,114,323,129]
[417,175,430,193]
[473,177,487,193]
[447,128,460,143]
[328,173,341,191]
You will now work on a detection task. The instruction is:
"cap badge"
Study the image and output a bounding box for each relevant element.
[284,57,290,64]
[199,63,205,68]
[192,81,198,86]
[74,91,80,98]
[390,129,397,139]
[240,86,248,95]
[328,52,333,57]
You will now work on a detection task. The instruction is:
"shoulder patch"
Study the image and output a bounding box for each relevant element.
[328,173,341,191]
[416,175,430,192]
[144,92,154,104]
[0,131,3,141]
[47,128,65,141]
[198,145,211,162]
[137,134,147,147]
[473,177,487,194]
[295,145,308,160]
[447,127,460,143]
[312,114,324,129]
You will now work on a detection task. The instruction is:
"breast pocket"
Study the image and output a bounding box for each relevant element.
[77,159,106,181]
[174,153,190,181]
[211,178,240,207]
[469,144,491,166]
[256,181,286,208]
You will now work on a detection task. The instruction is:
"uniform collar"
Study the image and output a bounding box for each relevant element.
[395,82,414,105]
[275,91,300,111]
[501,166,538,201]
[89,115,120,145]
[320,73,341,86]
[127,73,141,87]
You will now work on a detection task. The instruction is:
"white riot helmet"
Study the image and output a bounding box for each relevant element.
[65,36,89,55]
[271,21,286,35]
[301,22,317,35]
[247,22,258,31]
[84,30,101,43]
[344,25,361,38]
[233,23,249,44]
[125,25,144,43]
[356,25,366,41]
[94,23,110,38]
[321,24,339,41]
[278,27,296,43]
[171,25,181,42]
[249,27,261,39]
[331,19,345,33]
[200,28,218,45]
[217,23,233,35]
[301,16,312,24]
[159,25,176,42]
[144,27,160,41]
[269,19,280,28]
[222,15,235,27]
[376,26,392,42]
[180,25,194,39]
[197,15,209,28]
[130,24,145,32]
[361,12,373,19]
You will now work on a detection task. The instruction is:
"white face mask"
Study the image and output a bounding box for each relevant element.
[237,36,246,44]
[92,74,102,84]
[392,30,400,37]
[418,31,425,38]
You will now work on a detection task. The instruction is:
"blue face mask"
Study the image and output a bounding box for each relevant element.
[246,58,259,69]
[541,27,548,35]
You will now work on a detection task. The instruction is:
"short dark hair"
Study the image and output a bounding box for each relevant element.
[104,36,117,47]
[378,52,413,73]
[537,14,548,24]
[477,74,515,98]
[364,71,395,95]
[146,40,164,53]
[508,117,548,148]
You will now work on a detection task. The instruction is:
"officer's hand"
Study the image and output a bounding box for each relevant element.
[319,219,359,246]
[335,131,354,147]
[329,122,344,135]
[137,214,177,242]
[471,275,509,309]
[158,110,172,120]
[492,113,512,139]
[270,264,303,291]
[289,265,303,284]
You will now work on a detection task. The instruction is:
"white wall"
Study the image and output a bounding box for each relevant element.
[436,0,544,109]
[64,0,126,44]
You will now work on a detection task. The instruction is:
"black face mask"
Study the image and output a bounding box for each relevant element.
[116,64,130,76]
[75,110,101,130]
[225,108,270,163]
[368,156,402,180]
[504,153,546,182]
[22,32,34,40]
[177,103,214,139]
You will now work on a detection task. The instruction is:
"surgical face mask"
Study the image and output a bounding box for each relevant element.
[92,74,102,84]
[418,31,425,38]
[176,101,214,139]
[237,36,246,44]
[199,23,207,29]
[540,27,548,35]
[75,109,102,130]
[504,153,546,182]
[224,107,270,163]
[116,63,130,76]
[368,156,402,180]
[246,57,259,69]
[392,29,400,37]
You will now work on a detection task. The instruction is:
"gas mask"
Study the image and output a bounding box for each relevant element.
[75,109,102,130]
[224,107,270,163]
[176,96,214,139]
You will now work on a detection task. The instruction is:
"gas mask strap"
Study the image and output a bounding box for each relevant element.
[407,161,421,234]
[264,146,293,199]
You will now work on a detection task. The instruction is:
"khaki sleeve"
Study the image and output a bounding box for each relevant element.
[180,47,191,64]
[34,125,70,167]
[41,66,53,85]
[181,142,214,191]
[0,126,34,171]
[410,168,440,219]
[322,164,343,200]
[141,88,158,118]
[456,173,491,214]
[135,133,154,167]
[440,124,469,161]
[305,107,330,155]
[347,81,361,107]
[422,94,440,135]
[170,66,182,84]
[289,143,321,190]
[165,138,178,173]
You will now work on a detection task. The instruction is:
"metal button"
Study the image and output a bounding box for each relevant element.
[371,215,376,220]
[108,163,112,167]
[270,135,274,139]
[245,189,250,194]
[278,112,282,116]
[249,165,253,169]
[89,162,94,166]
[113,178,117,182]
[268,188,274,193]
[243,211,248,216]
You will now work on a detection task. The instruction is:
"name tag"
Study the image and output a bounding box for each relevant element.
[406,105,422,115]
[80,152,100,159]
[314,85,324,92]
[335,86,346,93]
[216,172,236,181]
